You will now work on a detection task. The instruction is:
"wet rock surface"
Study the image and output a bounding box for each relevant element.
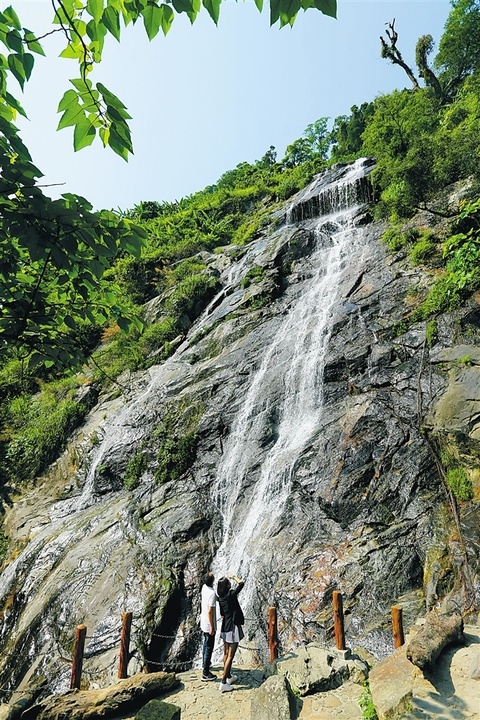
[0,161,478,698]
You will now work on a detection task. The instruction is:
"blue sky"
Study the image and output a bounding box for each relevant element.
[13,0,451,211]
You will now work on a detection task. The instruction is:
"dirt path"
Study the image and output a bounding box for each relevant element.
[403,626,480,720]
[158,665,365,720]
[118,626,480,719]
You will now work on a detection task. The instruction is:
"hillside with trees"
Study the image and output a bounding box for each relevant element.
[1,0,480,560]
[0,3,479,704]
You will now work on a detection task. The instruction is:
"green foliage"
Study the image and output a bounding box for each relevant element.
[154,399,203,484]
[358,683,378,720]
[0,355,38,400]
[409,231,438,265]
[446,467,474,500]
[124,452,148,490]
[433,73,480,186]
[426,319,438,346]
[381,226,420,252]
[0,2,336,160]
[0,117,147,370]
[165,274,220,326]
[0,532,8,566]
[362,90,442,219]
[282,117,330,168]
[362,2,480,219]
[411,199,480,320]
[1,378,87,482]
[0,0,336,373]
[241,266,265,288]
[435,0,480,95]
[329,102,375,162]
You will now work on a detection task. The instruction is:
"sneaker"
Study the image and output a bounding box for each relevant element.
[201,671,217,681]
[226,674,238,684]
[219,682,234,692]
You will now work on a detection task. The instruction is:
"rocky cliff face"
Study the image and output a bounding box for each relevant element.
[0,160,478,698]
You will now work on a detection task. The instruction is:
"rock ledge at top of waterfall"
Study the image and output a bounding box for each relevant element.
[287,157,376,224]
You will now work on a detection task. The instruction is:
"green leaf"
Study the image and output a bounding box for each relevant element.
[96,82,129,112]
[102,6,121,41]
[70,77,93,93]
[60,43,84,60]
[22,53,34,81]
[24,29,45,56]
[108,133,129,160]
[3,6,21,30]
[159,4,174,35]
[105,104,132,123]
[7,53,25,88]
[279,0,301,27]
[5,91,27,118]
[171,0,199,21]
[57,98,84,131]
[253,0,263,11]
[6,29,23,54]
[87,0,104,23]
[141,2,163,40]
[270,0,280,25]
[117,315,131,331]
[108,116,133,150]
[306,0,336,18]
[202,0,220,24]
[58,88,78,112]
[63,315,77,330]
[73,116,96,150]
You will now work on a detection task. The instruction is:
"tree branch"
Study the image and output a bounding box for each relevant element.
[380,19,420,91]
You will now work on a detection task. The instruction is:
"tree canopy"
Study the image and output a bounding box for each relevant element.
[0,0,337,370]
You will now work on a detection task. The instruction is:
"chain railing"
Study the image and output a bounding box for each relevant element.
[1,594,406,701]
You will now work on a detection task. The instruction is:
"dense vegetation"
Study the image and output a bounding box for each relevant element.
[1,0,480,529]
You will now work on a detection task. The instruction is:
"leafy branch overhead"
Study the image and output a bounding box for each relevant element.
[1,0,337,160]
[0,0,335,370]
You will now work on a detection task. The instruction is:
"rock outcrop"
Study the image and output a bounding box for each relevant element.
[0,160,478,700]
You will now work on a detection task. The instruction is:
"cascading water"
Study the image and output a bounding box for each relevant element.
[212,159,373,624]
[0,158,378,693]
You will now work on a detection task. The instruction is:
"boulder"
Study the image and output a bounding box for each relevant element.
[266,644,366,696]
[135,699,181,719]
[21,672,179,720]
[250,675,293,720]
[369,646,418,720]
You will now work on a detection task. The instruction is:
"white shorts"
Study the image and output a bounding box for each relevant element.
[220,625,244,644]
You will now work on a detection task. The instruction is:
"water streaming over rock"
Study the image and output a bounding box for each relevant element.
[4,157,472,695]
[212,159,374,612]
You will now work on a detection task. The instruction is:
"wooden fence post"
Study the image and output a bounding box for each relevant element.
[268,606,279,662]
[118,611,133,679]
[391,605,405,648]
[70,624,87,690]
[332,591,346,651]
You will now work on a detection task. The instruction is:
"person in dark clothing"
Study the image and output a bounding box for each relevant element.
[217,574,244,693]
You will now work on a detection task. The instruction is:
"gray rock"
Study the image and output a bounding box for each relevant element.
[0,162,478,697]
[470,651,480,680]
[135,699,181,720]
[369,646,416,720]
[250,675,293,720]
[267,644,350,696]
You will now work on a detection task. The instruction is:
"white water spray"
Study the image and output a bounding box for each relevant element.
[212,164,372,612]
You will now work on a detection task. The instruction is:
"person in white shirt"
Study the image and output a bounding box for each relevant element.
[200,572,217,681]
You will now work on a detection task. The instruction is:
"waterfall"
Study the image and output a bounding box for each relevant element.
[212,160,373,616]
